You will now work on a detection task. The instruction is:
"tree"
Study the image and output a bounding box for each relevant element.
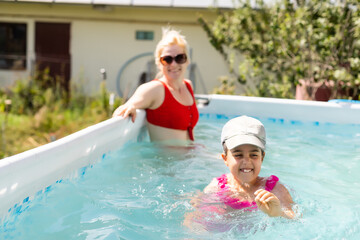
[199,0,360,99]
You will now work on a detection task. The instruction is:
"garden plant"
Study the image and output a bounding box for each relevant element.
[199,0,360,99]
[0,69,122,159]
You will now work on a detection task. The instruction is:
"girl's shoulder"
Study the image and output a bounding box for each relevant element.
[203,178,219,194]
[270,178,294,205]
[203,174,228,194]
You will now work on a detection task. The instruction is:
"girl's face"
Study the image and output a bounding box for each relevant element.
[159,44,188,82]
[222,144,264,185]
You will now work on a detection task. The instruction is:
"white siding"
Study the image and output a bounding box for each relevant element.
[0,2,231,95]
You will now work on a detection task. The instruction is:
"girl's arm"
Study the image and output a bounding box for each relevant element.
[254,183,295,219]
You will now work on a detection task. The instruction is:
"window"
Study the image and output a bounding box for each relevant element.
[136,30,154,41]
[0,22,27,70]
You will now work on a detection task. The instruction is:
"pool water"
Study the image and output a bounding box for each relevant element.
[1,116,360,239]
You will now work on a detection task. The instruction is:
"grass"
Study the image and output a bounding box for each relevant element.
[0,105,111,159]
[0,75,125,159]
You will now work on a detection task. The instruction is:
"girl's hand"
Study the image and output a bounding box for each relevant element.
[254,189,283,217]
[112,103,137,122]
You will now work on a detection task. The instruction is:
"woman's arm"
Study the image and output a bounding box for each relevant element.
[112,81,162,122]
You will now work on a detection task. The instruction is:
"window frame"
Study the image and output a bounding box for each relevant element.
[0,22,27,71]
[135,30,154,41]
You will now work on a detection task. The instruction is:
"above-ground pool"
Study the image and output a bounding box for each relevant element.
[1,95,360,239]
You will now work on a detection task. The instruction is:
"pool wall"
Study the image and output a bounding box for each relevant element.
[0,110,146,218]
[1,95,360,219]
[197,95,360,124]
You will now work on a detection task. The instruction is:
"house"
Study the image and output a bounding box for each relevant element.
[0,0,237,97]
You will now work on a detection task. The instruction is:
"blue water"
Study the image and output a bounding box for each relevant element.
[1,116,360,239]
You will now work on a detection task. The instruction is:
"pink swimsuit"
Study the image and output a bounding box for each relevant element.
[216,174,279,210]
[194,175,280,232]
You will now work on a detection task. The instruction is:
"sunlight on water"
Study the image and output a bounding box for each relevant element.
[1,116,360,239]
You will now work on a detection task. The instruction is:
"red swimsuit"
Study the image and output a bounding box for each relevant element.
[146,79,199,140]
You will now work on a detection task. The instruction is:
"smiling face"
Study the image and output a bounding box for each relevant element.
[159,44,189,82]
[222,144,264,186]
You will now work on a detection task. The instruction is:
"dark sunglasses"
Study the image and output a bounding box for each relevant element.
[160,53,187,65]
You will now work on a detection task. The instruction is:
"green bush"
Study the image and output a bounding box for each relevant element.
[212,76,236,95]
[0,72,124,158]
[199,0,360,99]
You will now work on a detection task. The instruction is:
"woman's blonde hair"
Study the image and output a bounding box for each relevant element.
[154,27,189,70]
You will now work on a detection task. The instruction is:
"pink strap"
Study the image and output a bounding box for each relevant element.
[265,175,279,191]
[217,174,228,189]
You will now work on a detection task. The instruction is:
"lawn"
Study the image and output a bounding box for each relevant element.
[0,104,111,159]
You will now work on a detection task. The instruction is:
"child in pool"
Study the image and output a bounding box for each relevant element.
[184,115,295,229]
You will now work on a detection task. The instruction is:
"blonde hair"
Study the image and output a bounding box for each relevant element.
[154,27,189,70]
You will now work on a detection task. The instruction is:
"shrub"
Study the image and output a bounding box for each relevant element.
[199,0,360,99]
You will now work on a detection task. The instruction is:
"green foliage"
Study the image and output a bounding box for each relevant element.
[0,69,123,116]
[0,73,124,158]
[212,76,236,95]
[199,0,360,99]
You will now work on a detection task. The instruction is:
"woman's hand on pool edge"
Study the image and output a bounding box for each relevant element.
[112,104,137,122]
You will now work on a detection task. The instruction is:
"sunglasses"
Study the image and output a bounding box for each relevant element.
[160,53,187,65]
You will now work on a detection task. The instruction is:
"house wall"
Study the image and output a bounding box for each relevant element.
[0,2,234,95]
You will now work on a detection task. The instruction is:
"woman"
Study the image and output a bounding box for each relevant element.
[112,28,199,142]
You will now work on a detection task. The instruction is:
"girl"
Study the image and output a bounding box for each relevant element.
[204,115,295,218]
[184,116,295,232]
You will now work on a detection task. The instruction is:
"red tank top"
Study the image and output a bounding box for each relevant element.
[146,79,199,141]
